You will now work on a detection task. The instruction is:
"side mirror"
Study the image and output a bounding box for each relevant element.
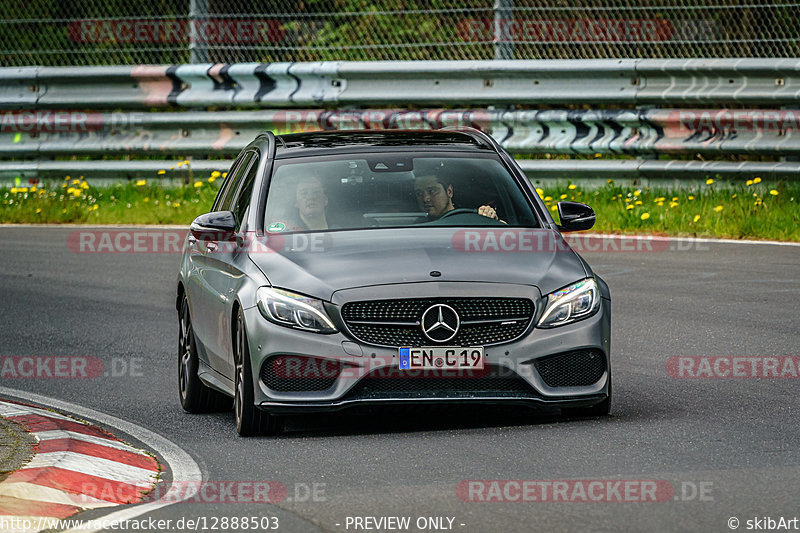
[190,211,237,241]
[556,201,596,232]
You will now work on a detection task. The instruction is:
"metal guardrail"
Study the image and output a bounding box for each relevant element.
[4,158,800,183]
[2,59,800,109]
[2,60,800,181]
[2,108,800,158]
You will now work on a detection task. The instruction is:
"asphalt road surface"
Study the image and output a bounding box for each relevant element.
[1,226,799,533]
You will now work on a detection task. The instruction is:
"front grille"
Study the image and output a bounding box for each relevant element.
[341,298,534,347]
[344,365,537,400]
[533,349,607,387]
[260,355,350,392]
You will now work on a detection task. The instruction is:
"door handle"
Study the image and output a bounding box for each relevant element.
[206,242,218,252]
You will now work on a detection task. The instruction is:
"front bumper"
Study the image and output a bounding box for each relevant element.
[242,283,611,414]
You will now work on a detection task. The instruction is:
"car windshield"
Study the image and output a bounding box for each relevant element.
[263,152,540,233]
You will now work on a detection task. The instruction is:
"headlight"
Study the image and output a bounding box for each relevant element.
[537,278,601,328]
[256,287,337,334]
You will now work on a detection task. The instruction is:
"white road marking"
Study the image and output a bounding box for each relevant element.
[0,386,203,533]
[23,452,157,486]
[35,430,145,454]
[0,482,115,508]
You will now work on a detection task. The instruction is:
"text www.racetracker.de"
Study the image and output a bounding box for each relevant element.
[0,515,280,531]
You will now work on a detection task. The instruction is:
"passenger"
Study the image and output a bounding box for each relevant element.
[413,174,499,221]
[294,176,329,230]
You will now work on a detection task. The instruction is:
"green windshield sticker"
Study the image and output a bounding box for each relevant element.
[267,222,286,233]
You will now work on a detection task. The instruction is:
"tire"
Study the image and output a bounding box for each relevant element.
[234,309,283,437]
[562,376,612,418]
[178,294,233,413]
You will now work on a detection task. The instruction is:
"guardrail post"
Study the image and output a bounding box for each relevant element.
[189,0,209,64]
[494,0,514,60]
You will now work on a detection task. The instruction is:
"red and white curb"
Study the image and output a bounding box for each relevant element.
[0,399,160,532]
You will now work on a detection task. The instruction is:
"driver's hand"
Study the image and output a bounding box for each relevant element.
[478,205,498,219]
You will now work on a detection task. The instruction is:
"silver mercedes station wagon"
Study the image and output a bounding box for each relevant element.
[177,129,611,436]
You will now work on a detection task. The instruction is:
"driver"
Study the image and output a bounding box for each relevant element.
[413,174,499,221]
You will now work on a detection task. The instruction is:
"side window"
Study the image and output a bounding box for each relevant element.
[213,151,254,212]
[231,155,260,231]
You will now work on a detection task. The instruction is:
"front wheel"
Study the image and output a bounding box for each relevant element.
[234,309,283,437]
[178,294,232,413]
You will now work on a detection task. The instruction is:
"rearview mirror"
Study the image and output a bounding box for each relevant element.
[556,201,596,232]
[190,211,237,241]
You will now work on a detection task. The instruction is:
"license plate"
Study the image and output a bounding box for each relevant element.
[398,347,484,370]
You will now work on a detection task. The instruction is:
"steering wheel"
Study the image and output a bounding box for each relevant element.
[438,208,477,219]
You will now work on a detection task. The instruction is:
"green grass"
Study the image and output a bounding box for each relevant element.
[1,176,799,241]
[1,177,222,225]
[537,178,799,241]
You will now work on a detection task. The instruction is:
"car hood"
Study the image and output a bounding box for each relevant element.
[249,227,588,301]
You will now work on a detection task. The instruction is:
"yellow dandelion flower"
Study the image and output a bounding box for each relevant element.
[66,187,76,194]
[92,204,99,210]
[607,179,614,184]
[634,189,641,196]
[693,214,700,223]
[71,179,81,185]
[81,182,89,189]
[71,189,81,197]
[671,197,678,202]
[536,188,544,197]
[769,189,779,196]
[222,172,227,178]
[626,204,634,210]
[544,196,552,201]
[731,193,737,199]
[706,178,714,185]
[211,171,221,178]
[136,180,146,186]
[173,202,181,208]
[657,201,664,206]
[654,197,665,203]
[688,195,695,200]
[560,194,567,200]
[193,181,203,188]
[208,176,216,183]
[176,161,184,167]
[157,170,166,175]
[550,204,558,211]
[183,160,190,166]
[35,208,41,214]
[669,201,678,208]
[594,153,602,158]
[568,184,577,190]
[143,197,150,202]
[635,200,642,205]
[714,205,723,212]
[746,180,753,186]
[30,186,36,192]
[640,212,650,220]
[64,176,70,181]
[753,177,762,184]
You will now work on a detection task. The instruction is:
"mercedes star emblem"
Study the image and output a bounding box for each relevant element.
[420,304,460,343]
